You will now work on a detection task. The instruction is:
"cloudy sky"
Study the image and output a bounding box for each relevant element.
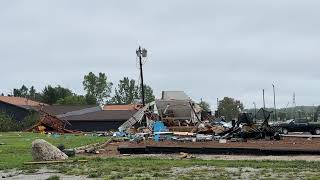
[1,0,320,109]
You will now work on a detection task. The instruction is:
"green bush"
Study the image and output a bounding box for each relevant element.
[0,112,39,132]
[0,113,19,131]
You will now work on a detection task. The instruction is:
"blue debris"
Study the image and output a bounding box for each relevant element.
[153,121,168,142]
[113,132,127,137]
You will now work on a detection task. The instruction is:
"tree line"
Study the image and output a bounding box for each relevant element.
[4,72,155,105]
[2,71,249,121]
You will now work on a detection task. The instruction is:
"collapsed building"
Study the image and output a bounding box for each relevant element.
[118,91,202,132]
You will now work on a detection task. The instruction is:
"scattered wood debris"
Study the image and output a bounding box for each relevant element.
[24,160,88,165]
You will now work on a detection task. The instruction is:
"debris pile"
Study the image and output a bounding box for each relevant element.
[114,91,282,144]
[26,108,82,134]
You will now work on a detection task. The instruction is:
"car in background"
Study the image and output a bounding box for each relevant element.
[277,119,320,135]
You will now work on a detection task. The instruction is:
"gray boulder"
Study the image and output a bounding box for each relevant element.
[31,139,68,161]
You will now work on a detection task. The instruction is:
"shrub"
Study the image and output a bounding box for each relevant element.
[0,112,18,131]
[0,112,39,132]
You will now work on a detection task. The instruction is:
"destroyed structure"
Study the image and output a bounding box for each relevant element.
[117,91,282,143]
[119,91,202,132]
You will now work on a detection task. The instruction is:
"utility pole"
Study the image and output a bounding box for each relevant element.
[253,102,257,121]
[216,98,219,117]
[136,46,148,106]
[272,84,277,121]
[263,89,266,109]
[292,92,296,119]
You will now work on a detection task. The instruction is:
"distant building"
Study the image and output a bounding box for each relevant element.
[0,96,44,121]
[0,96,140,132]
[42,104,139,132]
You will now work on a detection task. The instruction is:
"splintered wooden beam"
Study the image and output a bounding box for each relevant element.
[23,160,88,165]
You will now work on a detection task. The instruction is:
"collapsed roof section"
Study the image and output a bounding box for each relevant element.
[161,91,191,101]
[27,106,103,133]
[118,91,202,132]
[26,109,78,133]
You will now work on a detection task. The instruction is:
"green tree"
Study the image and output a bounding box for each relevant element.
[111,77,138,104]
[12,85,42,101]
[57,95,86,105]
[83,72,113,104]
[56,94,97,105]
[85,94,98,105]
[199,99,211,112]
[218,97,244,121]
[28,86,36,99]
[138,85,155,104]
[13,85,29,97]
[42,85,73,105]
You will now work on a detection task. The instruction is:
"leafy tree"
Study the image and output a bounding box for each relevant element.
[13,85,29,97]
[85,94,98,105]
[57,94,97,105]
[12,85,41,101]
[42,85,73,105]
[218,97,244,121]
[141,85,155,104]
[57,95,86,105]
[28,86,36,99]
[1,93,4,96]
[199,99,211,112]
[83,72,113,104]
[42,86,57,105]
[111,77,138,104]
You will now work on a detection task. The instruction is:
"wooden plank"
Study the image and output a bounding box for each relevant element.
[24,160,88,165]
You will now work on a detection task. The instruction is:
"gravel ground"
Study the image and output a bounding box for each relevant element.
[0,168,94,180]
[126,153,320,161]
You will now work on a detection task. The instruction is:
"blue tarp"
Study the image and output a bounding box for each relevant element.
[153,121,167,142]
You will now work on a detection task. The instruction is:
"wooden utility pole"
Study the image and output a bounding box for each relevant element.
[136,46,147,106]
[272,84,277,121]
[263,89,266,109]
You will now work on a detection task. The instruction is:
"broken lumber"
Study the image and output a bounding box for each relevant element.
[24,160,88,165]
[85,138,114,153]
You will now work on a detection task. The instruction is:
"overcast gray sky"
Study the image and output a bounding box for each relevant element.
[1,0,320,109]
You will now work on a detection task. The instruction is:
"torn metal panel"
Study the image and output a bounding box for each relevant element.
[57,106,102,118]
[161,91,190,100]
[118,101,155,132]
[155,99,201,123]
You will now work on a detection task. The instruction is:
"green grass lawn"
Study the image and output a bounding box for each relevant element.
[0,132,108,170]
[2,132,320,179]
[45,157,320,179]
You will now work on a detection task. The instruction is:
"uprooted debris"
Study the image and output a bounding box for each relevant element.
[192,122,228,135]
[31,139,68,161]
[179,152,195,159]
[74,138,114,154]
[112,91,283,149]
[26,109,82,134]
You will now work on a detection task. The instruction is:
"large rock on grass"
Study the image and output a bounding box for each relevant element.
[31,139,68,161]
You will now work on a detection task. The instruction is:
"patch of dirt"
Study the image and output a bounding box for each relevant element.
[76,137,320,161]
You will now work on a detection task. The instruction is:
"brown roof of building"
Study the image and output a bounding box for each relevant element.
[0,96,45,107]
[61,110,137,121]
[42,105,96,116]
[103,104,143,111]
